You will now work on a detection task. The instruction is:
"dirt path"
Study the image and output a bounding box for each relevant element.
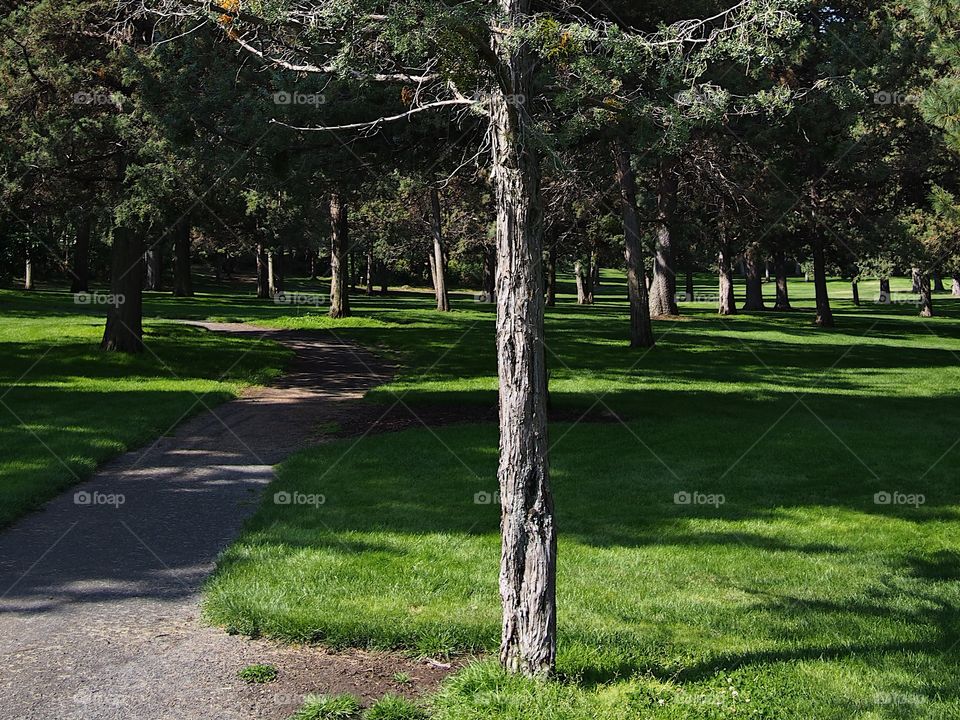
[0,323,451,720]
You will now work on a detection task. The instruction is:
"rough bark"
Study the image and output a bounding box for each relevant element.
[773,249,792,311]
[879,278,892,304]
[491,6,555,677]
[953,275,960,297]
[329,193,351,318]
[613,138,655,348]
[911,267,921,294]
[173,215,193,297]
[851,281,860,306]
[648,156,680,317]
[144,247,162,291]
[742,244,766,311]
[71,217,91,293]
[255,243,270,299]
[812,234,834,327]
[429,187,450,311]
[574,260,590,304]
[100,225,143,353]
[718,240,737,316]
[919,273,934,317]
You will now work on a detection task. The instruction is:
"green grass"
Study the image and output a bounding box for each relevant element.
[237,663,279,683]
[0,289,290,527]
[195,271,960,719]
[289,693,362,720]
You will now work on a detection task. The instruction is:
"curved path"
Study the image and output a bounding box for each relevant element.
[0,323,443,719]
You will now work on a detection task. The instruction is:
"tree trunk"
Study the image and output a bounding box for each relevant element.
[275,244,285,293]
[267,250,278,297]
[173,215,193,297]
[491,10,555,677]
[613,139,655,348]
[919,273,934,317]
[684,267,694,302]
[851,281,860,306]
[23,253,34,291]
[648,156,679,317]
[742,244,766,311]
[911,267,921,294]
[144,247,162,291]
[100,226,143,353]
[718,241,737,316]
[933,273,945,292]
[366,247,374,295]
[953,275,960,297]
[308,248,318,280]
[574,261,590,304]
[812,235,834,327]
[773,250,791,311]
[429,187,450,311]
[329,193,351,318]
[255,243,270,299]
[71,217,91,293]
[879,278,892,304]
[546,245,557,307]
[591,251,600,288]
[583,252,594,303]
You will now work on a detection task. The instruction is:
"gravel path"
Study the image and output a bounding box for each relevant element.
[0,323,448,719]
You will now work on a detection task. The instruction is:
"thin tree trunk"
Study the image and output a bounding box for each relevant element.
[255,243,270,299]
[718,248,737,316]
[308,248,318,280]
[173,215,193,297]
[583,251,594,303]
[933,273,945,292]
[613,138,655,348]
[483,244,496,302]
[275,244,285,294]
[742,244,766,311]
[366,247,374,295]
[773,250,791,311]
[71,217,91,293]
[591,250,600,288]
[920,273,934,317]
[329,193,351,318]
[574,261,590,304]
[546,245,557,307]
[879,278,892,304]
[267,250,277,297]
[144,247,162,291]
[23,253,34,291]
[851,281,860,306]
[491,11,555,677]
[430,186,450,311]
[101,226,143,353]
[953,274,960,297]
[648,156,679,317]
[812,234,834,327]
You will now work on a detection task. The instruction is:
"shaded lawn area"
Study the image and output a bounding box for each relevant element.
[0,289,290,527]
[200,275,960,719]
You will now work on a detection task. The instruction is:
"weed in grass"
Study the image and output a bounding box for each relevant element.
[392,672,412,685]
[237,663,278,683]
[364,694,428,720]
[288,693,362,720]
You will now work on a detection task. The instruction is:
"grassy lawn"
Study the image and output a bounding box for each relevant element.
[0,289,290,527]
[193,273,960,718]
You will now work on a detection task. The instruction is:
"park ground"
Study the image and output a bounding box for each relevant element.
[1,272,958,719]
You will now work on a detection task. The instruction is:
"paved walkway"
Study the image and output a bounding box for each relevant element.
[0,323,410,719]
